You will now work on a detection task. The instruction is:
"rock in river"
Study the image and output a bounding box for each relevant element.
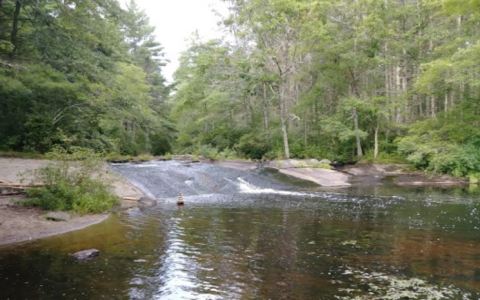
[71,249,100,260]
[138,196,157,207]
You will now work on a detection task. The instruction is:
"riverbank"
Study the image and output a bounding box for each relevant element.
[214,158,467,188]
[0,157,467,246]
[0,158,144,247]
[339,163,467,187]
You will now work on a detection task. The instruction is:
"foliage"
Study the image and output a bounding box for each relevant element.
[2,0,480,178]
[23,148,118,214]
[397,101,480,177]
[360,151,408,165]
[168,0,480,177]
[0,0,172,156]
[236,133,272,160]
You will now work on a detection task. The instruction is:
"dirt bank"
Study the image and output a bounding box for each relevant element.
[0,158,144,247]
[0,196,109,246]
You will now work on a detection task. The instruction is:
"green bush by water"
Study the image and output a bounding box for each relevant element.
[23,147,118,214]
[397,101,480,177]
[25,178,117,214]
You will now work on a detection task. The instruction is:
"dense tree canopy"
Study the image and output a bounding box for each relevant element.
[0,0,172,155]
[170,0,480,177]
[1,0,479,177]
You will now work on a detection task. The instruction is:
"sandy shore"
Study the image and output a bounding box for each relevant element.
[0,158,144,247]
[0,196,109,246]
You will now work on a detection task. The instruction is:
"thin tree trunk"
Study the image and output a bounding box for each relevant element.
[262,82,269,131]
[281,118,290,159]
[444,92,448,112]
[10,0,22,57]
[279,84,290,159]
[352,107,363,158]
[431,95,436,118]
[247,96,255,125]
[303,111,308,146]
[280,106,290,159]
[395,65,402,123]
[418,95,423,116]
[374,124,379,160]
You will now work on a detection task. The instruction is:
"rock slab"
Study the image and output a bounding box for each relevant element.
[278,168,350,187]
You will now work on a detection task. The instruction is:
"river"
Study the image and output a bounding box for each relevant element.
[0,160,479,299]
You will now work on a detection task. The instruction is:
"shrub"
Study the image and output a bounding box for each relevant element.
[396,104,480,177]
[217,148,238,160]
[132,153,154,162]
[23,147,118,214]
[196,145,220,160]
[236,133,272,159]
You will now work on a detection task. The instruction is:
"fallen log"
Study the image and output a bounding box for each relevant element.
[0,191,25,196]
[0,183,45,189]
[0,183,45,196]
[122,196,140,201]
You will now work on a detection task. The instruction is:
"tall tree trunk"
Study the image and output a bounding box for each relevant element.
[10,0,22,57]
[384,43,390,101]
[280,93,290,159]
[278,81,290,159]
[374,124,379,160]
[352,107,363,158]
[430,95,436,118]
[247,96,255,125]
[262,82,270,131]
[303,111,308,146]
[444,92,449,112]
[280,118,290,159]
[418,95,423,116]
[395,65,402,123]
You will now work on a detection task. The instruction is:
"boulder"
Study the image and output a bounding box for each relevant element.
[319,159,332,165]
[278,168,351,187]
[45,211,71,222]
[269,159,299,169]
[138,196,157,207]
[307,159,320,165]
[71,249,100,260]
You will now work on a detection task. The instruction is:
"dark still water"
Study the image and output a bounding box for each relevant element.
[1,161,480,299]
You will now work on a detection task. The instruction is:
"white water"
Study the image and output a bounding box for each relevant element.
[236,177,314,197]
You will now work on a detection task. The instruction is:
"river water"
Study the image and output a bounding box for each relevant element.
[1,160,479,299]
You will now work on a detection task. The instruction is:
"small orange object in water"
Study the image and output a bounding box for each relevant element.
[177,193,184,206]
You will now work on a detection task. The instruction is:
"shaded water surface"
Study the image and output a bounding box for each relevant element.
[1,161,480,299]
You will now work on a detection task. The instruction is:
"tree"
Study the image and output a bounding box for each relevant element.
[0,0,172,155]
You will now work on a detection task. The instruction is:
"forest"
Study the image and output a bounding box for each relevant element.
[0,0,172,156]
[1,0,480,179]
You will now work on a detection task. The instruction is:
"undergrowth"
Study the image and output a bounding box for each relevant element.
[23,147,118,214]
